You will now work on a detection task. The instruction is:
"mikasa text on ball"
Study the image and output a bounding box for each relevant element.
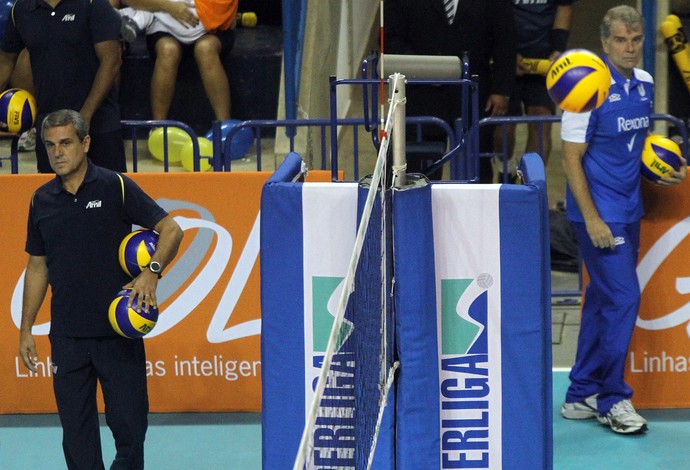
[546,49,612,113]
[108,289,159,339]
[641,134,682,181]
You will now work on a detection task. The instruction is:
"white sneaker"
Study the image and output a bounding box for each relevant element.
[17,128,36,152]
[561,394,598,420]
[597,399,648,434]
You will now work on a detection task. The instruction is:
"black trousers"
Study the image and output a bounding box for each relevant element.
[50,335,148,470]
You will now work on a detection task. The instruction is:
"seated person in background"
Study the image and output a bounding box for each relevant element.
[111,0,201,41]
[118,5,206,43]
[118,0,236,123]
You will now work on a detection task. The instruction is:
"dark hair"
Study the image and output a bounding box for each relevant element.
[40,109,89,142]
[601,5,644,40]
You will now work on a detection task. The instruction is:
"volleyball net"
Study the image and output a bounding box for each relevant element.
[260,69,553,470]
[290,73,405,470]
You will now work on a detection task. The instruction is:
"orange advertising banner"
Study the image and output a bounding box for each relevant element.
[0,170,332,414]
[626,177,690,408]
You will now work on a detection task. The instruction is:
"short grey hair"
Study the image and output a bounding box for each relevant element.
[601,5,644,40]
[40,109,89,142]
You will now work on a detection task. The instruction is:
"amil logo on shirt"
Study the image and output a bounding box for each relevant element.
[439,275,493,469]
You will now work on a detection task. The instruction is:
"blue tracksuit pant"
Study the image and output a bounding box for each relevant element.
[565,221,641,414]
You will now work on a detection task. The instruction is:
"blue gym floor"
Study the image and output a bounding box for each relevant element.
[1,371,688,469]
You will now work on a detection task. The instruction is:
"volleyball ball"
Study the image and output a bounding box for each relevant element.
[108,289,158,339]
[546,49,611,113]
[641,134,682,181]
[118,229,159,278]
[0,88,36,134]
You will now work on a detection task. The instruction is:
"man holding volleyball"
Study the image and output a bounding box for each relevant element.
[0,0,127,174]
[560,5,686,434]
[18,109,183,468]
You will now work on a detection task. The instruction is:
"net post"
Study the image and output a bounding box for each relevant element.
[390,73,407,189]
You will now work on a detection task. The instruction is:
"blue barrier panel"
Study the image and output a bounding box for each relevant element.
[392,172,551,469]
[393,181,440,469]
[261,154,551,469]
[260,159,395,468]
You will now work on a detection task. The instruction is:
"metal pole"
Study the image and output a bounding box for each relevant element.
[390,73,407,188]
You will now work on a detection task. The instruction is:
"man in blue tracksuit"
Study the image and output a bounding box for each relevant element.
[559,5,686,434]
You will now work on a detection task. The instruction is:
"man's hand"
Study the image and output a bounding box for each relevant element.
[585,216,615,249]
[656,155,688,186]
[124,270,159,313]
[485,94,508,116]
[165,1,199,28]
[19,330,38,373]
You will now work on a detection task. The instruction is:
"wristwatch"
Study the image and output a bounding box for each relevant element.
[148,261,163,278]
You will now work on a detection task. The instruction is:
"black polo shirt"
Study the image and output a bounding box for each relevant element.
[513,0,577,57]
[26,162,168,337]
[1,0,122,133]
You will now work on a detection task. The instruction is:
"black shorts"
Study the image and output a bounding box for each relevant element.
[146,27,235,57]
[508,74,556,116]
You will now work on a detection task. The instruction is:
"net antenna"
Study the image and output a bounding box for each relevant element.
[293,73,406,470]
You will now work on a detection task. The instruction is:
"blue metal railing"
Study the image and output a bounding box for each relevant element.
[205,116,455,181]
[330,75,478,181]
[481,112,690,298]
[480,113,690,183]
[121,120,200,172]
[0,135,19,173]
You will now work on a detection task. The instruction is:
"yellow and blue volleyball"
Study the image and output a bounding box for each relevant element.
[641,134,682,181]
[0,88,36,134]
[546,49,611,113]
[118,229,159,278]
[108,289,159,339]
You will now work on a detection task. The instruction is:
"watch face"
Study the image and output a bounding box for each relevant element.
[149,261,162,273]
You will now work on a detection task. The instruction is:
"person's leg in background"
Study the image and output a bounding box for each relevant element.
[522,74,556,165]
[148,33,183,120]
[193,29,234,122]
